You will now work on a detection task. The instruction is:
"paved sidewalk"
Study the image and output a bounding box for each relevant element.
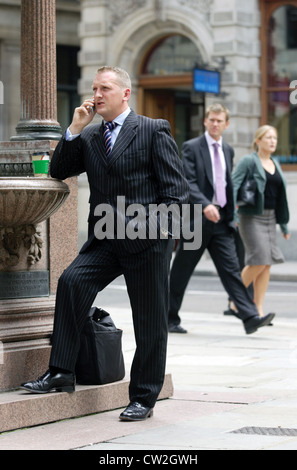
[0,261,296,453]
[194,258,297,282]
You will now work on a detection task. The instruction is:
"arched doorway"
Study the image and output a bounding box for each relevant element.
[137,35,205,152]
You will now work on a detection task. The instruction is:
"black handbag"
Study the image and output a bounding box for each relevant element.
[237,161,257,207]
[75,307,125,385]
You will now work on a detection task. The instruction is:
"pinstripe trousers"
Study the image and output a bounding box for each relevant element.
[49,237,173,408]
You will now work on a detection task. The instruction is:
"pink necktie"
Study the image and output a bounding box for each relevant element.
[213,142,227,208]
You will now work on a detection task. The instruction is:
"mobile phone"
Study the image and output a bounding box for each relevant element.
[87,99,95,114]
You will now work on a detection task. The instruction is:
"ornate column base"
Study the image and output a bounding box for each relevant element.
[11,120,62,141]
[0,296,55,391]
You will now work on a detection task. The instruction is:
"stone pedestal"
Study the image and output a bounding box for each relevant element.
[0,297,55,390]
[0,140,78,391]
[0,374,174,433]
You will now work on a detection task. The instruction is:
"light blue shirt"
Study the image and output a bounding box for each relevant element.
[65,107,131,151]
[109,107,131,149]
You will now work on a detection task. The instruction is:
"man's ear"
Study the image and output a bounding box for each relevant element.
[123,88,131,102]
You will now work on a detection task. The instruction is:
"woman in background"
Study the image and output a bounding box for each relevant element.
[232,125,290,317]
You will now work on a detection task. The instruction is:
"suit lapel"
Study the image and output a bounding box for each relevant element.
[107,110,138,167]
[222,143,234,202]
[222,142,232,175]
[90,123,107,167]
[200,135,213,186]
[90,110,138,168]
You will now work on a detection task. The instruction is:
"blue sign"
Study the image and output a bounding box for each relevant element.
[193,68,221,94]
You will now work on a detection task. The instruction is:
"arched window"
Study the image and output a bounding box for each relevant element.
[142,35,202,75]
[138,35,205,148]
[261,2,297,163]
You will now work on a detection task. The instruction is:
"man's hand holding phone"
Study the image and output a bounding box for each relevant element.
[69,98,95,135]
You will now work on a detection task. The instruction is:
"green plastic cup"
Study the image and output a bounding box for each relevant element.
[32,153,49,177]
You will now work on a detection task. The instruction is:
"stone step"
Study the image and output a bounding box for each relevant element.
[0,374,173,433]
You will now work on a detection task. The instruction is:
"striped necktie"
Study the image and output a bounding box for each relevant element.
[103,121,117,157]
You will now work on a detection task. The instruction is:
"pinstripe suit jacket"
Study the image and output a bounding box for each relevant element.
[182,134,235,223]
[51,109,190,253]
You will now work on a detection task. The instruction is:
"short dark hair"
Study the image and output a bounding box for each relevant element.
[96,66,132,91]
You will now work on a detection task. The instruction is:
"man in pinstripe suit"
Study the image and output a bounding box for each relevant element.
[21,66,189,421]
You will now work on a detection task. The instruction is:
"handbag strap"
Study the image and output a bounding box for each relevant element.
[247,160,256,178]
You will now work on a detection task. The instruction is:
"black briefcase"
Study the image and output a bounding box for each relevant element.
[75,307,125,385]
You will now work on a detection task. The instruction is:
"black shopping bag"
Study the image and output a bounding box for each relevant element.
[75,307,125,385]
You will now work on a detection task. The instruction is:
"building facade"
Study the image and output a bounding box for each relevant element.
[0,0,296,255]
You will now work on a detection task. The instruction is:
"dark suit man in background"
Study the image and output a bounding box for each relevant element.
[21,66,189,421]
[168,103,274,335]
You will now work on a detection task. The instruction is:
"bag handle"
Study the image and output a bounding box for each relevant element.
[246,160,256,178]
[88,306,110,321]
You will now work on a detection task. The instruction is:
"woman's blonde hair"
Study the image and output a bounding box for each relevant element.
[252,125,277,151]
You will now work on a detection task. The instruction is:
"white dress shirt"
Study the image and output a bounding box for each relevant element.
[204,130,227,204]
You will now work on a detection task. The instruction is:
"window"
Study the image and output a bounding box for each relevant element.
[264,3,297,163]
[142,35,202,75]
[56,45,80,133]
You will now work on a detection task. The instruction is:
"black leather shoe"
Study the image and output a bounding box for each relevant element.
[20,370,75,394]
[244,313,275,335]
[119,401,153,421]
[168,324,187,333]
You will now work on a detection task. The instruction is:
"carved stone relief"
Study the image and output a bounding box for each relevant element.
[109,0,147,29]
[178,0,213,15]
[107,0,212,29]
[0,224,43,270]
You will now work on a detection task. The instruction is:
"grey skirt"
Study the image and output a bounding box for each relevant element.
[238,209,285,265]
